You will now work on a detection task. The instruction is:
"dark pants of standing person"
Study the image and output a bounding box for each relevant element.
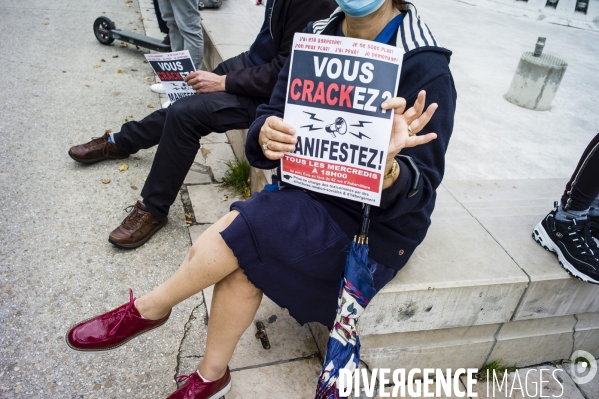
[152,0,169,34]
[561,133,599,212]
[112,53,268,220]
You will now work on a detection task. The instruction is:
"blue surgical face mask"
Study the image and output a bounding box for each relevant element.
[335,0,386,17]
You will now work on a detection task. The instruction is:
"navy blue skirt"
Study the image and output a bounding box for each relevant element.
[220,188,398,326]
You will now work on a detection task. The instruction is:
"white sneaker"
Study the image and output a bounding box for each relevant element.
[162,100,171,108]
[151,83,166,94]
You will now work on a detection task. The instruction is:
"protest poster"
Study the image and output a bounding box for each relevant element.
[282,33,403,206]
[144,51,196,104]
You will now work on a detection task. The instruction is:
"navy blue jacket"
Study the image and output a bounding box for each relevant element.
[225,0,337,97]
[245,6,457,270]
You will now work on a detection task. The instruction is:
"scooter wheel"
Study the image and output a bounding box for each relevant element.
[93,16,116,45]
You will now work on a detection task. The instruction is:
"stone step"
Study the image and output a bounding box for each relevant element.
[445,179,599,321]
[346,179,599,336]
[195,0,599,394]
[310,311,599,373]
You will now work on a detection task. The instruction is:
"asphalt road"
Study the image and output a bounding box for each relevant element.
[0,0,202,397]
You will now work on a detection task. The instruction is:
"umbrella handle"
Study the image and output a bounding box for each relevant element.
[356,204,371,243]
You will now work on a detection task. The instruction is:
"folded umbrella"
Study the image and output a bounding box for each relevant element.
[315,205,377,399]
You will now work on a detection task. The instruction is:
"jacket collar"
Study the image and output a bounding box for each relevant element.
[311,2,441,54]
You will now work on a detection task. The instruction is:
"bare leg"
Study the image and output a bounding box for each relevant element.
[135,210,241,319]
[135,209,263,381]
[198,269,263,380]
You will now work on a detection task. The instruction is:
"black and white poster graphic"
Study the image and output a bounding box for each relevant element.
[282,33,403,206]
[145,51,196,104]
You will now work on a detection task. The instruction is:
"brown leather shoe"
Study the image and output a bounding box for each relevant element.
[68,132,128,164]
[109,201,167,249]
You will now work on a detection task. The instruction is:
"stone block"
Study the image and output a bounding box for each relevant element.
[359,323,499,372]
[202,30,219,71]
[202,132,229,144]
[225,129,247,161]
[215,44,251,64]
[360,185,528,335]
[462,366,584,399]
[187,184,235,223]
[188,224,210,244]
[443,179,599,319]
[183,169,212,185]
[573,311,599,357]
[250,165,270,193]
[505,52,568,111]
[203,286,319,370]
[372,377,468,399]
[564,359,599,399]
[227,358,322,399]
[201,16,258,47]
[488,315,577,367]
[200,143,237,182]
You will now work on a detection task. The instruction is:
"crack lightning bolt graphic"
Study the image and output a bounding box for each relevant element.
[349,131,371,140]
[303,111,324,122]
[350,121,372,127]
[301,124,323,131]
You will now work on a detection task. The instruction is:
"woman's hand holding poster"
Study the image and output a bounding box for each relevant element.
[282,33,403,206]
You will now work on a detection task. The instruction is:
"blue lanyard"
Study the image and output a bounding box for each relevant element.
[373,13,404,44]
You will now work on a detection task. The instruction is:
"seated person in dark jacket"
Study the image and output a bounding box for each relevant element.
[65,1,457,397]
[67,0,337,249]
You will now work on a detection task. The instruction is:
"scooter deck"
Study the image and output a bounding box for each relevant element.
[108,29,171,52]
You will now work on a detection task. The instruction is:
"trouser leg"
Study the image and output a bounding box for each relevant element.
[140,91,263,220]
[111,108,168,156]
[110,53,252,156]
[561,133,599,211]
[169,0,204,69]
[158,0,184,52]
[152,0,169,34]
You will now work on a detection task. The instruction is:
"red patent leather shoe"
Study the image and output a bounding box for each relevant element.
[167,368,232,399]
[65,289,170,351]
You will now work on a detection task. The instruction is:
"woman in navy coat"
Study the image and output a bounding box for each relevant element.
[65,1,456,397]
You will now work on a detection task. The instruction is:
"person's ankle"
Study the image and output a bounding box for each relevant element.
[197,362,226,382]
[134,297,170,320]
[556,204,588,223]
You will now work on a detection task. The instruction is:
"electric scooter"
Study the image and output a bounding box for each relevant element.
[93,16,171,52]
[92,0,222,51]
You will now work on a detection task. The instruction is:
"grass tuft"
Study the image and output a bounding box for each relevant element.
[476,360,518,380]
[222,159,251,198]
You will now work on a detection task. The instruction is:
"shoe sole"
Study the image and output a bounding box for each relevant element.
[208,379,232,399]
[533,221,599,285]
[64,315,170,352]
[108,219,168,249]
[68,150,129,164]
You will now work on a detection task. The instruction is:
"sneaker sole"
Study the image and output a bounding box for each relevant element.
[68,150,129,164]
[64,314,170,352]
[209,379,232,399]
[533,221,599,285]
[108,219,168,249]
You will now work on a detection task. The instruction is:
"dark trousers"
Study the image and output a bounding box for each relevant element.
[152,0,169,34]
[561,133,599,211]
[113,53,268,220]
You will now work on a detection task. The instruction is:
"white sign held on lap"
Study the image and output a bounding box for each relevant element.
[282,32,403,206]
[145,50,196,104]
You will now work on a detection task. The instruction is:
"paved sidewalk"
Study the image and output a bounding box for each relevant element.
[1,0,597,398]
[0,0,210,397]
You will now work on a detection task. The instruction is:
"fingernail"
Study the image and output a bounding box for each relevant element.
[381,102,388,109]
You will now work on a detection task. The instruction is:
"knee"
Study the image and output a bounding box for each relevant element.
[187,211,239,260]
[169,94,209,120]
[220,269,262,299]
